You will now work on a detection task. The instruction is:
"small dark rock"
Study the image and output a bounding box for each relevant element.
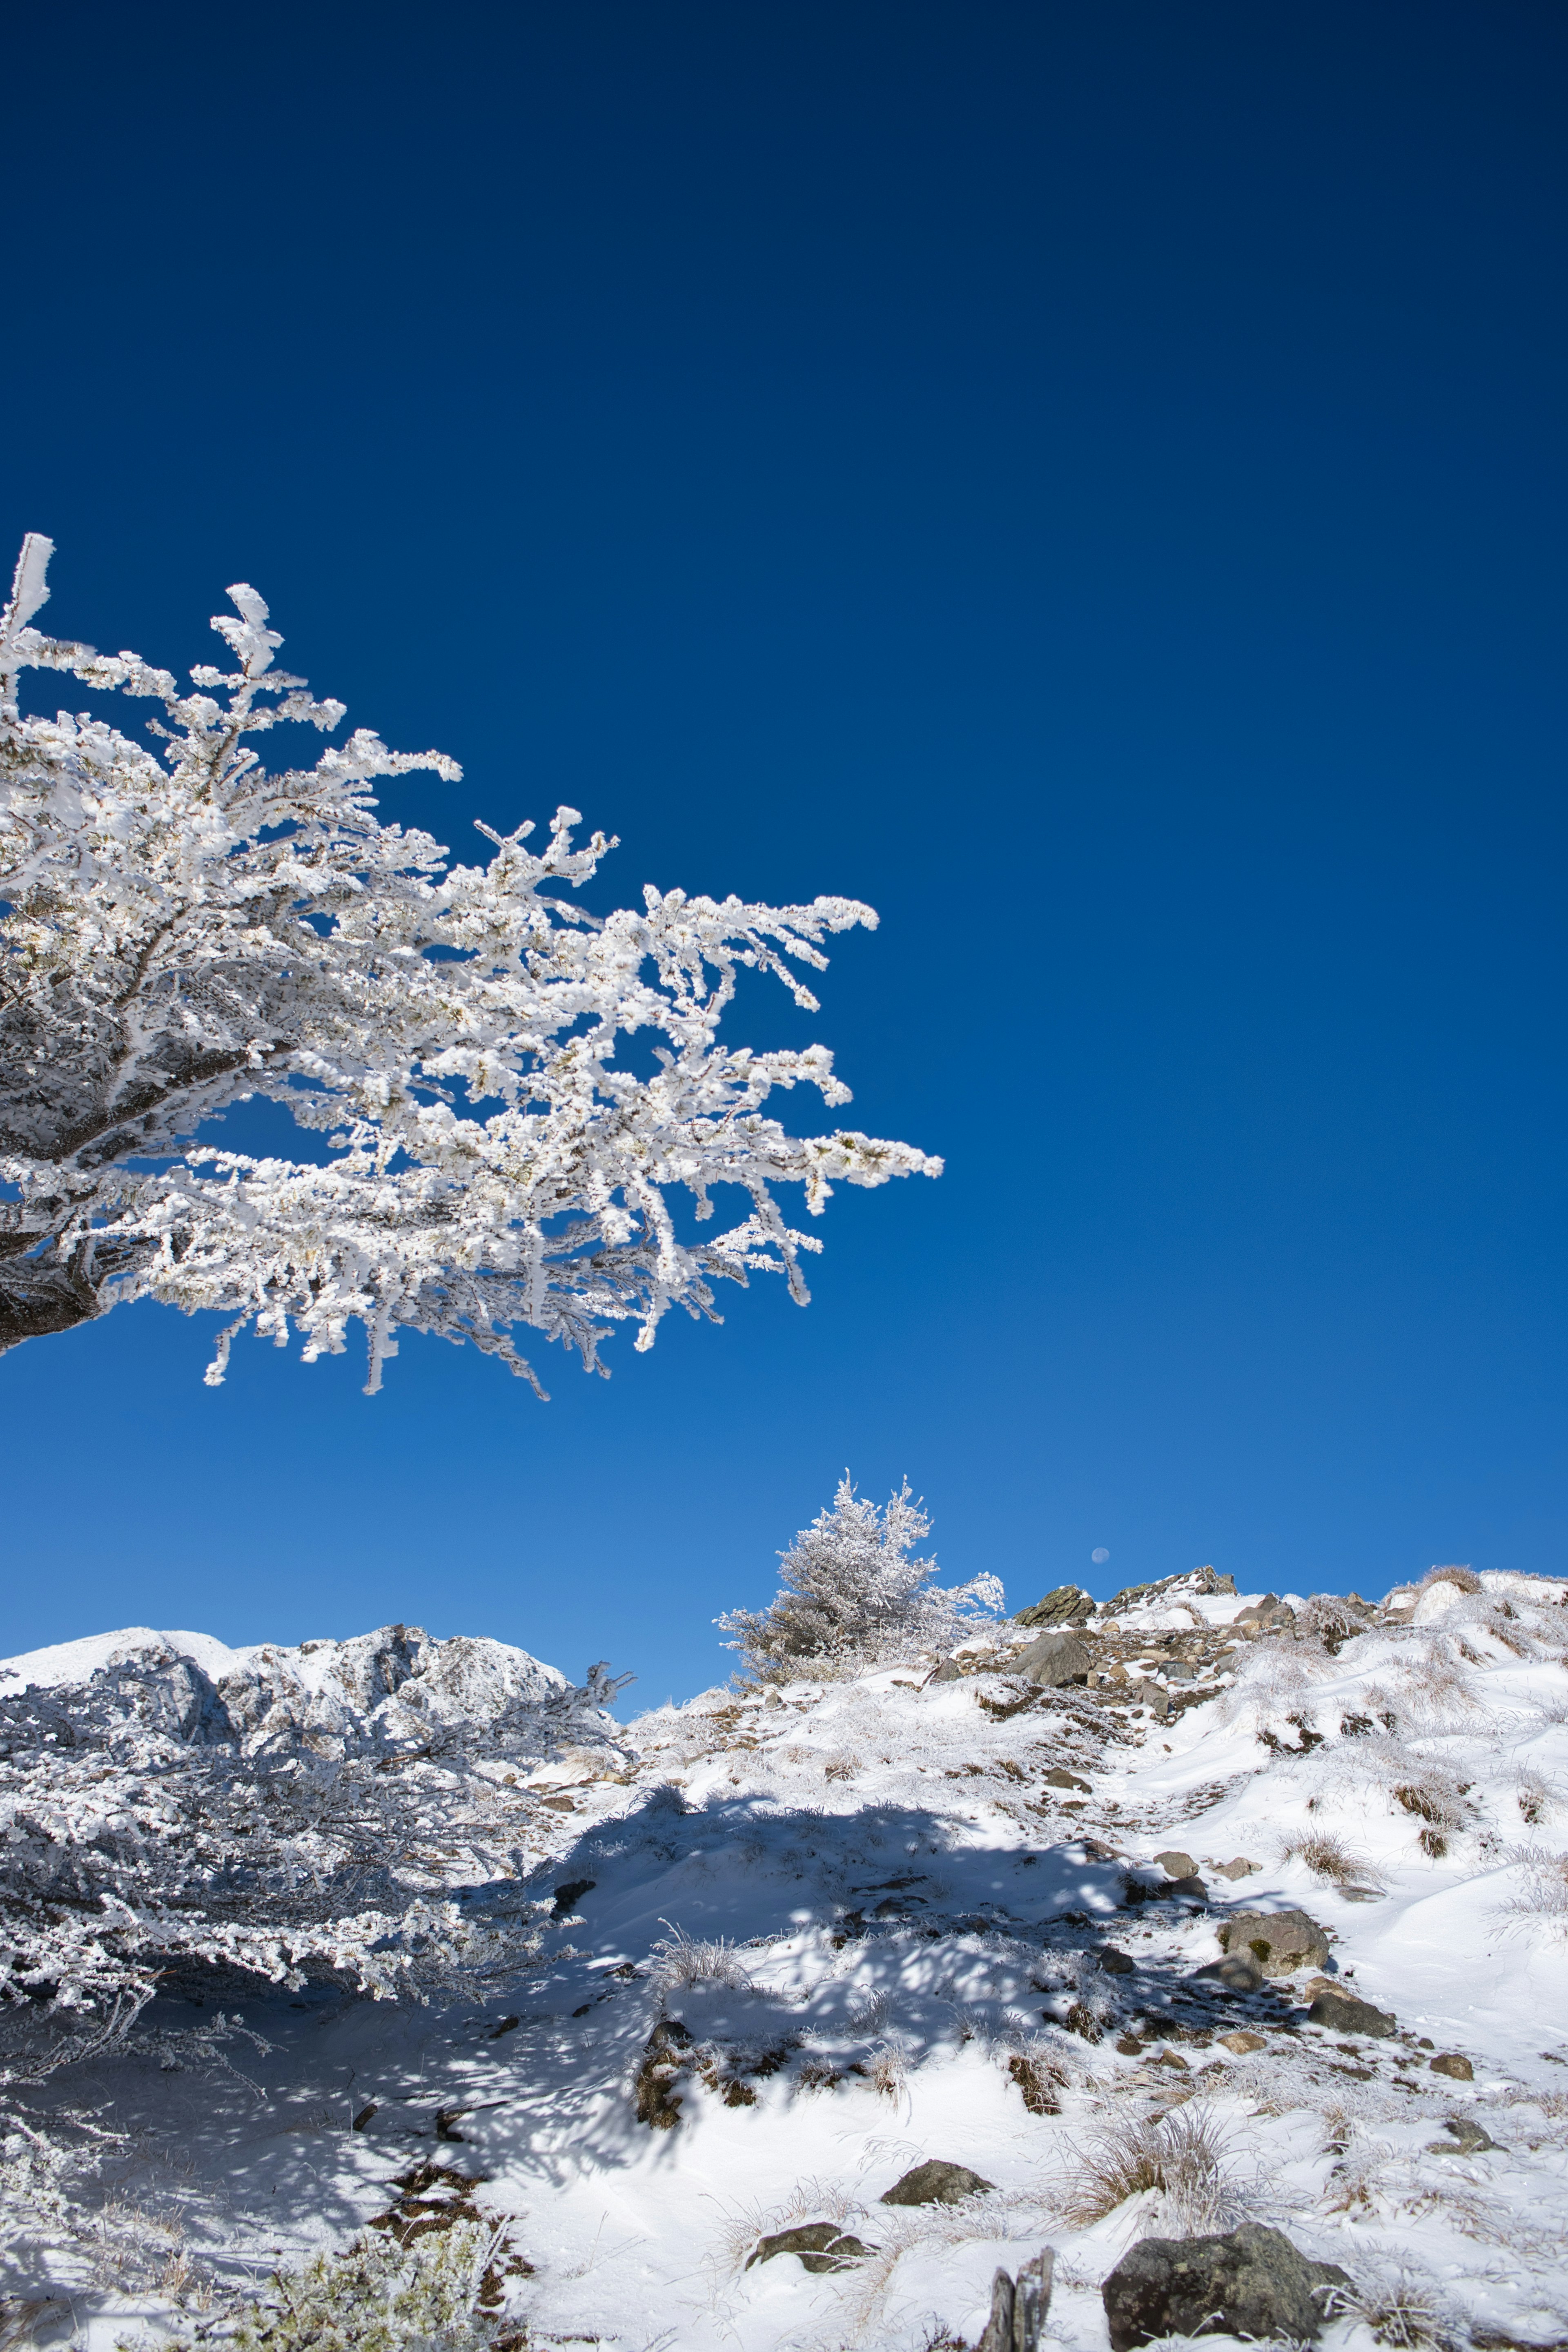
[1308,1990,1395,2038]
[880,2159,996,2207]
[746,2223,872,2273]
[1102,2223,1350,2350]
[979,2249,1055,2352]
[1426,2117,1494,2154]
[1096,1945,1136,1974]
[1430,2051,1474,2080]
[1044,1766,1093,1791]
[1155,1849,1198,1880]
[633,2018,693,2129]
[928,1659,963,1684]
[552,1878,596,1915]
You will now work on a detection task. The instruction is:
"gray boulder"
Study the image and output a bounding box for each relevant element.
[1102,2223,1350,2350]
[880,2158,995,2206]
[1217,1908,1330,1975]
[1014,1631,1092,1686]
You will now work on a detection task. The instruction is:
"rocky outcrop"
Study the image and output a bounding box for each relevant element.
[1015,1586,1095,1629]
[1102,2224,1350,2350]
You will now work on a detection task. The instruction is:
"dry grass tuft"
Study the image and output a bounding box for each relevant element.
[1281,1830,1385,1890]
[1325,2263,1454,2348]
[647,1923,755,1996]
[1419,1565,1482,1595]
[1499,1846,1568,1938]
[1057,2104,1246,2235]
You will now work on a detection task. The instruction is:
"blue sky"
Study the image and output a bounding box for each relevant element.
[3,2,1565,1704]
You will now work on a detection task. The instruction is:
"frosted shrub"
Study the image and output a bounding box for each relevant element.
[648,1924,755,1996]
[716,1476,1004,1678]
[125,2221,518,2352]
[0,538,936,1390]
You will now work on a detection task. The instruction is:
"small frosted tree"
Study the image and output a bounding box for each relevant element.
[717,1475,1004,1677]
[0,538,938,1390]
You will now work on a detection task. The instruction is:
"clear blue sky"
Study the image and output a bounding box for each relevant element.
[3,2,1565,1703]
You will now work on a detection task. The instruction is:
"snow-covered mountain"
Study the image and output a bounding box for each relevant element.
[0,1622,586,1761]
[4,1569,1568,2352]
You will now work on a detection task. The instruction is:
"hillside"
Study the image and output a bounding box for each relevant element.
[3,1570,1567,2351]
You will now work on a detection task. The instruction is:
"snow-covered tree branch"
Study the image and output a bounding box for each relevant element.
[0,538,939,1390]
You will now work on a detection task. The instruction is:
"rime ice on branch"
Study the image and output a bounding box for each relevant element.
[0,539,939,1390]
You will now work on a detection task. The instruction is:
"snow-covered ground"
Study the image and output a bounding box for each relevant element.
[4,1570,1568,2351]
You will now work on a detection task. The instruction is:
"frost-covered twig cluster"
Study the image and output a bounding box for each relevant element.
[0,538,938,1390]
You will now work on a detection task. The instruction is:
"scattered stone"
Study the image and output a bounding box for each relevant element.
[1016,1586,1096,1629]
[487,2015,521,2039]
[1235,1596,1281,1624]
[1096,1945,1136,1974]
[1044,1766,1092,1791]
[746,2223,871,2273]
[1426,2117,1495,2155]
[1219,2029,1268,2054]
[552,1878,595,1915]
[1154,1849,1198,1879]
[1150,2047,1190,2071]
[1101,2222,1351,2350]
[1428,2051,1474,2080]
[1210,1857,1262,1880]
[1014,1631,1093,1686]
[1163,1660,1196,1682]
[928,1659,963,1684]
[880,2159,996,2206]
[1307,1989,1395,2037]
[1217,1908,1331,1976]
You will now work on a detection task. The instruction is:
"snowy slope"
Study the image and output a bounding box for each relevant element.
[5,1572,1568,2352]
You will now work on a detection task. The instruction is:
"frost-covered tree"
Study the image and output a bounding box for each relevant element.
[0,537,938,1390]
[717,1476,1005,1677]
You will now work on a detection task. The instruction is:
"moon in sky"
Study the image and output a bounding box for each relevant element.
[1091,1547,1109,1564]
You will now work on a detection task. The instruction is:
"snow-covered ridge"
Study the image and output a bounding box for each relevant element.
[0,1621,578,1761]
[7,1568,1568,2351]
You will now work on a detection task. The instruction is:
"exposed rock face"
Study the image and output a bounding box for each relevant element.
[880,2159,995,2206]
[1217,1908,1330,1975]
[979,2250,1054,2350]
[1014,1631,1092,1686]
[1015,1586,1095,1629]
[1102,2224,1350,2350]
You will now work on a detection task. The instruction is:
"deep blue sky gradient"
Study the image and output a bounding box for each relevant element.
[3,2,1566,1701]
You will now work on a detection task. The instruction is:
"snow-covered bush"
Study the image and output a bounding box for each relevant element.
[0,537,938,1390]
[0,1627,614,2094]
[123,2220,520,2352]
[715,1476,1004,1678]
